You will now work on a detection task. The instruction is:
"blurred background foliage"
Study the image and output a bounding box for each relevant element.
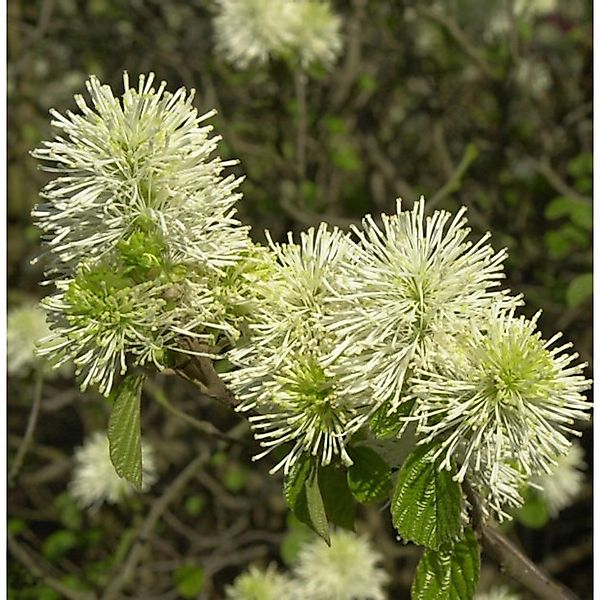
[7,0,592,598]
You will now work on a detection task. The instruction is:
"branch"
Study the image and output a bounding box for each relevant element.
[144,378,246,445]
[172,338,238,409]
[463,480,580,600]
[415,6,496,79]
[427,143,479,210]
[8,534,96,600]
[533,159,592,204]
[9,368,44,485]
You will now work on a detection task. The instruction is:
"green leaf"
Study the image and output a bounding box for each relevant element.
[348,446,392,503]
[305,467,330,544]
[108,374,145,490]
[173,565,205,599]
[42,530,78,561]
[516,490,550,529]
[566,273,593,308]
[284,455,313,512]
[319,464,355,530]
[411,529,480,600]
[391,445,463,550]
[283,456,328,541]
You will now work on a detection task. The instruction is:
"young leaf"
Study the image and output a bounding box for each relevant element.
[411,529,480,600]
[391,445,463,550]
[305,466,330,545]
[319,464,355,529]
[283,456,331,543]
[108,374,145,489]
[347,446,392,504]
[284,456,312,511]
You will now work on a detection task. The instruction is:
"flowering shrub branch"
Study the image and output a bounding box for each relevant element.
[31,73,591,600]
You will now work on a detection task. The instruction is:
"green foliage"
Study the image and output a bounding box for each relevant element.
[319,464,355,530]
[347,446,392,503]
[515,489,550,529]
[42,530,78,561]
[391,445,463,550]
[283,456,356,544]
[173,564,205,598]
[304,466,330,544]
[566,273,593,308]
[411,529,480,600]
[108,373,144,489]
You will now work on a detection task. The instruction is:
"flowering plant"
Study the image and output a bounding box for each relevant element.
[32,73,591,600]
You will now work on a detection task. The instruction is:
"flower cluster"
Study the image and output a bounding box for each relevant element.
[225,529,389,600]
[327,199,515,413]
[69,431,157,509]
[228,198,591,519]
[32,73,254,395]
[409,305,590,519]
[225,564,296,600]
[293,529,389,600]
[226,224,372,474]
[213,0,343,70]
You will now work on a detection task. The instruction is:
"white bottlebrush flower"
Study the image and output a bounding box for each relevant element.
[69,431,157,509]
[327,198,516,413]
[410,305,591,518]
[32,73,254,395]
[291,1,343,69]
[7,302,53,375]
[226,224,372,474]
[293,529,389,600]
[32,72,249,278]
[533,442,586,516]
[475,585,522,600]
[213,0,343,70]
[213,0,300,68]
[225,564,297,600]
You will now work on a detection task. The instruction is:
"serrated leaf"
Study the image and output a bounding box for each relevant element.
[284,456,312,511]
[319,464,355,529]
[566,273,593,308]
[348,446,392,503]
[411,529,480,600]
[391,445,463,550]
[108,374,144,490]
[305,467,330,544]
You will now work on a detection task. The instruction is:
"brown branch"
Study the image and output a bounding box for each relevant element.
[463,480,580,600]
[172,338,238,409]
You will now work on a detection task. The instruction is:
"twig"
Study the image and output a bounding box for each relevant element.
[8,534,96,600]
[172,339,238,409]
[463,480,580,600]
[101,451,210,600]
[144,379,245,445]
[416,6,496,79]
[427,143,479,210]
[541,536,593,575]
[9,368,44,485]
[331,0,367,109]
[294,70,308,184]
[533,159,592,204]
